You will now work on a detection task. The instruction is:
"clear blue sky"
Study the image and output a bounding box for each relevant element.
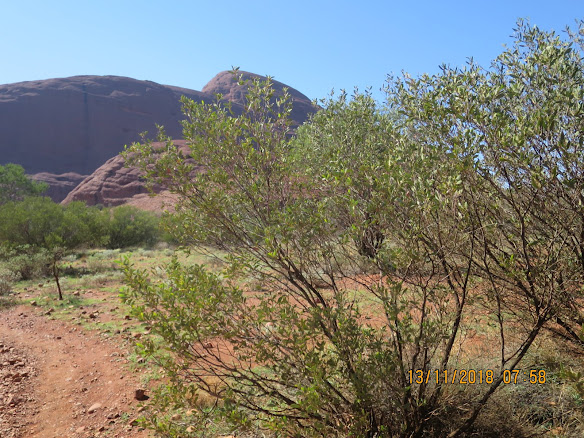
[1,1,581,101]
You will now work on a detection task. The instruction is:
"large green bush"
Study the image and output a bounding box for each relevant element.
[0,197,106,248]
[118,21,584,437]
[105,205,160,249]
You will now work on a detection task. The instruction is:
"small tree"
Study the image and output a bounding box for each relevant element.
[0,197,107,299]
[122,74,471,436]
[0,163,47,205]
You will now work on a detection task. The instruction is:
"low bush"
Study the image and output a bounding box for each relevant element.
[0,269,16,294]
[7,251,52,280]
[105,206,160,249]
[0,245,51,281]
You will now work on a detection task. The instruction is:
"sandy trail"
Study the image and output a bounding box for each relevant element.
[0,304,150,438]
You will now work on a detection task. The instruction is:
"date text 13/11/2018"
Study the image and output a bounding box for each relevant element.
[408,369,547,385]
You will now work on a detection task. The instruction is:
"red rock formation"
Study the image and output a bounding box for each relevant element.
[0,76,215,175]
[61,141,188,210]
[29,172,87,203]
[1,72,317,206]
[202,70,316,127]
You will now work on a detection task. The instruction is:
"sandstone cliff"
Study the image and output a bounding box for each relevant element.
[0,71,317,206]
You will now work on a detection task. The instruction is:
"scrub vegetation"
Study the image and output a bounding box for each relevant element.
[119,20,584,438]
[1,19,584,438]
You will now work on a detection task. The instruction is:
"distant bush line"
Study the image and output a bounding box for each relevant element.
[0,197,170,295]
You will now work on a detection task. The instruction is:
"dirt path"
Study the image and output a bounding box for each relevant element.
[0,304,151,438]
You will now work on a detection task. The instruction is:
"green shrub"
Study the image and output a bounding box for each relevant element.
[7,251,52,280]
[0,267,17,294]
[0,163,47,205]
[122,21,584,438]
[0,245,51,280]
[0,198,108,299]
[0,198,107,248]
[105,206,160,249]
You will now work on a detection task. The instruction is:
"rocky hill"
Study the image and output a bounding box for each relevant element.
[202,70,315,124]
[29,172,88,203]
[0,71,316,204]
[61,141,186,210]
[0,75,212,175]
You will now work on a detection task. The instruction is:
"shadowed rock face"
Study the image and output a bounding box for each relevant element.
[0,75,212,175]
[1,72,317,206]
[29,172,88,203]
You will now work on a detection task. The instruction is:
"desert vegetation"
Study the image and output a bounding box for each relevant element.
[0,163,48,205]
[116,20,584,437]
[1,19,584,438]
[0,179,163,300]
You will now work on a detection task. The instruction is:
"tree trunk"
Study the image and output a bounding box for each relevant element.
[52,259,63,301]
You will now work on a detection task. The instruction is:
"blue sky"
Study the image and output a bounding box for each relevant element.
[1,1,581,101]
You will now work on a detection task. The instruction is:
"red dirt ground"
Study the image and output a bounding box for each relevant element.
[0,304,151,438]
